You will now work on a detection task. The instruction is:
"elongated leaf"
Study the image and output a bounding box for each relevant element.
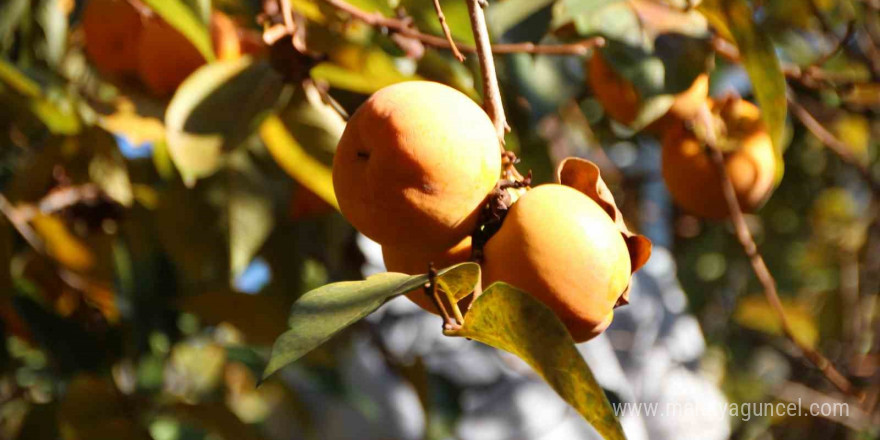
[263,262,480,379]
[0,60,81,134]
[447,283,625,440]
[259,114,339,210]
[166,57,285,186]
[141,0,215,62]
[700,0,787,158]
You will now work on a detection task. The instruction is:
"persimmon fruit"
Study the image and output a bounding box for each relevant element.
[137,12,241,96]
[82,0,143,75]
[482,184,633,342]
[382,237,473,314]
[661,98,777,219]
[588,51,709,127]
[332,81,501,254]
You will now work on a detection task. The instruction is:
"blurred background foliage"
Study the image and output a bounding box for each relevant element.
[0,0,878,439]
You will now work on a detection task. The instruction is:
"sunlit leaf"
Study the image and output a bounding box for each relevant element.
[0,58,40,97]
[263,262,480,379]
[278,82,345,165]
[488,0,556,37]
[31,214,95,272]
[259,114,339,210]
[166,57,286,186]
[447,283,625,440]
[0,60,81,134]
[100,97,166,145]
[436,262,480,302]
[311,45,420,94]
[700,0,787,160]
[140,0,216,62]
[734,296,818,348]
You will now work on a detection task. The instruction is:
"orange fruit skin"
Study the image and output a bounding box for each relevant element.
[136,12,241,96]
[136,16,206,96]
[661,99,777,219]
[332,81,501,254]
[382,237,473,314]
[588,51,640,125]
[482,184,632,342]
[588,51,709,127]
[211,11,242,61]
[82,0,143,75]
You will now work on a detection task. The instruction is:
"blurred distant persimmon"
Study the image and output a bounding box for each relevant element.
[662,98,777,219]
[82,0,143,75]
[588,50,709,129]
[137,11,241,96]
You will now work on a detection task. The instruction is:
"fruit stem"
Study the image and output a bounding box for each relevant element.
[424,263,460,329]
[464,0,508,147]
[697,103,865,401]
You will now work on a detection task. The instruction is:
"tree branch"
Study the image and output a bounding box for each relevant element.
[696,106,865,400]
[465,0,507,143]
[320,0,604,56]
[788,97,880,194]
[432,0,465,62]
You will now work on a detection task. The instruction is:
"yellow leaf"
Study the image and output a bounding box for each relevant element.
[99,98,166,146]
[31,214,95,272]
[734,296,818,348]
[448,283,626,440]
[259,115,339,210]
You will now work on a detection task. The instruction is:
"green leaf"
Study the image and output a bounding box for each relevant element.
[227,151,275,280]
[0,59,81,134]
[140,0,215,62]
[700,0,788,160]
[263,262,480,379]
[488,0,556,37]
[166,56,286,186]
[259,113,339,210]
[310,45,420,94]
[447,283,626,440]
[278,82,346,166]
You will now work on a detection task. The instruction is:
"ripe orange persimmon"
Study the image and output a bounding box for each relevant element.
[332,81,501,254]
[82,0,143,75]
[137,12,241,96]
[588,51,709,127]
[383,237,473,314]
[211,11,242,61]
[661,98,777,219]
[482,184,632,342]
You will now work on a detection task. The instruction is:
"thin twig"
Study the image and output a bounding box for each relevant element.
[0,193,45,254]
[321,0,604,56]
[788,97,880,194]
[278,0,295,33]
[431,0,465,62]
[465,0,507,144]
[696,105,865,400]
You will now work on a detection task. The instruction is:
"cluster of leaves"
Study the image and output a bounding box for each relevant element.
[0,0,878,439]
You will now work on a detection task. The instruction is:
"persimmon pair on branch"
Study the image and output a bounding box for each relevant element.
[332,81,651,342]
